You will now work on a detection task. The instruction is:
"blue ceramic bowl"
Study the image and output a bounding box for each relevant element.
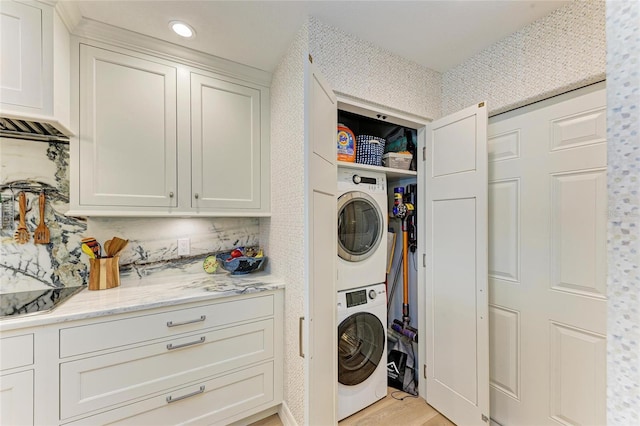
[215,252,267,275]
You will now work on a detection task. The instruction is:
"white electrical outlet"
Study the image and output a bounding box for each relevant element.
[177,238,190,256]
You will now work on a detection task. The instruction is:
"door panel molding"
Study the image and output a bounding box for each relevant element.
[424,102,489,426]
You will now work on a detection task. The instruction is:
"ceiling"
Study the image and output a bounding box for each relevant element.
[69,0,570,74]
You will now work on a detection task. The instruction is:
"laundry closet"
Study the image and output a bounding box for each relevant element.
[335,104,420,421]
[306,55,490,424]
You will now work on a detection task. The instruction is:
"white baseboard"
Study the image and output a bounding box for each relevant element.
[278,401,298,426]
[227,406,279,426]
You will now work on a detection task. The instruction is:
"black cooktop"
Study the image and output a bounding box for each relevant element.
[0,286,85,319]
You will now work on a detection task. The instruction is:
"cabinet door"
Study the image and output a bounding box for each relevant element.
[79,44,177,207]
[422,102,489,425]
[191,73,264,210]
[304,58,337,425]
[0,370,34,426]
[0,1,50,112]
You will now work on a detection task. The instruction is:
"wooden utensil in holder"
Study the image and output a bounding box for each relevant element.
[88,256,120,290]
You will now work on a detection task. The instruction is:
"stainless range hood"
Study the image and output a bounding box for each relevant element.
[0,116,71,143]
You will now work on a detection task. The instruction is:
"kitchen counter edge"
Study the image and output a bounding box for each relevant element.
[0,272,285,332]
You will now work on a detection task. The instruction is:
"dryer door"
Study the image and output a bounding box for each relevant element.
[337,191,384,262]
[338,312,385,386]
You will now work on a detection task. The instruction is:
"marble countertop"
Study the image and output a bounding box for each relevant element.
[0,271,284,332]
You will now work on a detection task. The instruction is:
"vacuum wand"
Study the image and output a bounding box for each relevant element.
[402,218,410,326]
[392,186,416,341]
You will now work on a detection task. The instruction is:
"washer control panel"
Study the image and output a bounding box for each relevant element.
[337,284,387,311]
[337,168,386,193]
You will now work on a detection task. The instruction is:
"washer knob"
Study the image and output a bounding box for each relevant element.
[352,175,361,184]
[369,289,377,300]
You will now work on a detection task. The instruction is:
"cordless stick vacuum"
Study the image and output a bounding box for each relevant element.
[391,187,418,342]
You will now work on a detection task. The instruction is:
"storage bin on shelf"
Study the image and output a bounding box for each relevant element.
[356,135,385,166]
[382,152,413,170]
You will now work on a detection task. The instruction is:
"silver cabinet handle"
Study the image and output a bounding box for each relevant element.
[194,193,199,199]
[167,315,206,327]
[166,336,205,350]
[169,192,174,198]
[299,316,305,358]
[166,385,205,403]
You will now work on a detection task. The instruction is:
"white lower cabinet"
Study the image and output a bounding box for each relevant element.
[0,333,35,426]
[63,362,274,425]
[0,291,282,426]
[58,293,282,425]
[0,334,34,370]
[0,370,34,426]
[60,319,274,419]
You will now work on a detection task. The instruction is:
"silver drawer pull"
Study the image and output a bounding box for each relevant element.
[166,315,206,327]
[166,336,205,350]
[166,385,205,403]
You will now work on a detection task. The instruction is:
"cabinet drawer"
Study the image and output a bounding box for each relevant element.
[0,334,33,371]
[62,361,274,426]
[59,294,274,357]
[60,318,274,419]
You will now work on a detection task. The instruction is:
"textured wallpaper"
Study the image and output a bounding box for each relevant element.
[308,16,441,120]
[606,1,640,424]
[442,0,606,116]
[260,21,309,426]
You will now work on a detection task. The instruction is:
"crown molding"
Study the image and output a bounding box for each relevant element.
[54,0,82,33]
[71,18,272,87]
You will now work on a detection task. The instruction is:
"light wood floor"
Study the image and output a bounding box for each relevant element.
[249,388,456,426]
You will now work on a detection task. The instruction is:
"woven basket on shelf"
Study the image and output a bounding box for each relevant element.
[355,135,386,166]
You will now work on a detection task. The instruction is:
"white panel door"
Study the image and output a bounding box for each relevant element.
[191,73,262,210]
[424,103,489,425]
[488,84,607,425]
[79,44,177,207]
[304,58,337,426]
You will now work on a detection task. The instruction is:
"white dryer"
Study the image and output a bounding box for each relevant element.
[337,283,388,421]
[337,168,387,291]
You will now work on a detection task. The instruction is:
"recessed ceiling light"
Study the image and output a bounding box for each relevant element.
[169,21,195,39]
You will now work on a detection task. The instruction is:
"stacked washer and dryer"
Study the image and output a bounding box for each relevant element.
[336,167,389,421]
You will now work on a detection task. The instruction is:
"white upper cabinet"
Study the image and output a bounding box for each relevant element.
[78,44,178,208]
[191,73,267,211]
[0,0,71,134]
[0,1,45,110]
[70,39,270,217]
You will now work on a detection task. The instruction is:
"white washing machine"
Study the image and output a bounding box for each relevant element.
[337,168,387,292]
[337,283,387,421]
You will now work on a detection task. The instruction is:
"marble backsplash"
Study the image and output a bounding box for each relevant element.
[0,138,260,293]
[0,139,87,292]
[89,217,259,279]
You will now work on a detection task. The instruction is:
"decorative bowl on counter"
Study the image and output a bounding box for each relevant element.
[215,252,267,275]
